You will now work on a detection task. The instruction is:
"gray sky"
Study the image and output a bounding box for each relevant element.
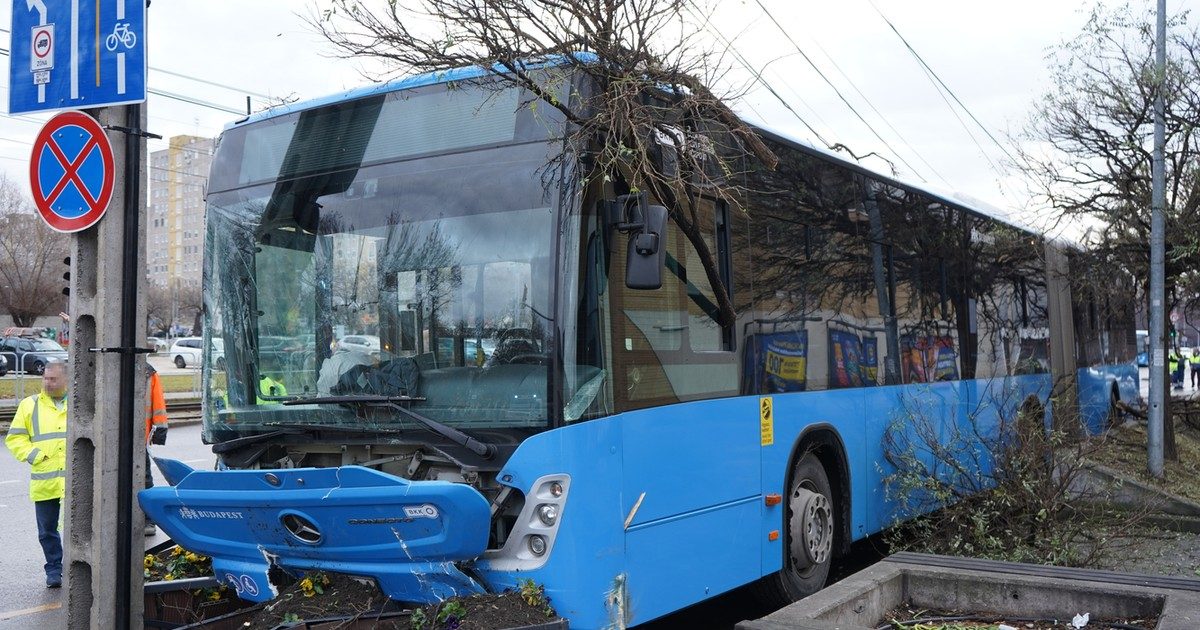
[0,0,1192,230]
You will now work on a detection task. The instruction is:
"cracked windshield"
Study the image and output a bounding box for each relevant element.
[202,87,562,434]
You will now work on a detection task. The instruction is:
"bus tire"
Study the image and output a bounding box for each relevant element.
[753,452,835,606]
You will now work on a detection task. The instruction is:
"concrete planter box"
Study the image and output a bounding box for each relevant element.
[738,552,1200,630]
[144,576,254,629]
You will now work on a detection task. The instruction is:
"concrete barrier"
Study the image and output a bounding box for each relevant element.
[738,552,1200,630]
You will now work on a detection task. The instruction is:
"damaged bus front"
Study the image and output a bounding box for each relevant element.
[140,69,610,620]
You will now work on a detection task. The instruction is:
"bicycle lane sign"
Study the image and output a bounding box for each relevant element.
[9,0,147,114]
[29,111,115,233]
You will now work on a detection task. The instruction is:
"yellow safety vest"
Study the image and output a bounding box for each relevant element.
[257,376,287,405]
[5,392,67,501]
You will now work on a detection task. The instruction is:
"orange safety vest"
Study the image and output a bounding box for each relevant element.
[145,367,167,443]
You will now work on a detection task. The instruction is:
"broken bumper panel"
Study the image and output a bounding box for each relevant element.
[137,458,491,603]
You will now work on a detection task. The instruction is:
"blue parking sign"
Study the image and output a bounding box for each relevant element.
[9,0,146,114]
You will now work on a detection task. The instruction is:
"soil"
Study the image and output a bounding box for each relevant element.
[879,604,1158,630]
[1067,419,1200,578]
[412,592,557,630]
[240,572,392,629]
[237,571,558,630]
[1088,419,1200,503]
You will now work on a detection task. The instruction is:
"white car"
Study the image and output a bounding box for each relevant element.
[336,335,381,355]
[146,336,169,353]
[170,337,226,369]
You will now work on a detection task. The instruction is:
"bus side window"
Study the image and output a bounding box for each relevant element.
[609,197,737,412]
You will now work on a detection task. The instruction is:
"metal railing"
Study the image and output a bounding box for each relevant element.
[0,399,200,431]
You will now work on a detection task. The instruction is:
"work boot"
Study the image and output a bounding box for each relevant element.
[46,575,61,588]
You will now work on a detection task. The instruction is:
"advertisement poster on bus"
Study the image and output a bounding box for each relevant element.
[901,335,960,383]
[932,336,959,380]
[828,329,865,388]
[744,330,808,393]
[861,336,879,385]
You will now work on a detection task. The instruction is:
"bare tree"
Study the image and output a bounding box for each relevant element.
[310,0,777,327]
[146,282,173,335]
[1017,5,1200,458]
[175,282,203,335]
[0,176,69,327]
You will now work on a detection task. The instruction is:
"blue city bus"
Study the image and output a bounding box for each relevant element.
[139,63,1138,628]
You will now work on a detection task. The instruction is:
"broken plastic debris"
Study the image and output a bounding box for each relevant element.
[1072,612,1090,628]
[997,624,1017,630]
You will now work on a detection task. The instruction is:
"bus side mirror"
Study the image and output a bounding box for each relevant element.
[625,203,667,290]
[606,193,668,290]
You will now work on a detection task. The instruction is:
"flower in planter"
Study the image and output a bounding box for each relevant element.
[299,575,328,598]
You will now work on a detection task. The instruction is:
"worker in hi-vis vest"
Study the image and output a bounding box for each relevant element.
[143,363,169,535]
[5,360,68,588]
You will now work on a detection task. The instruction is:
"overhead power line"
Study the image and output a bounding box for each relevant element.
[799,22,952,187]
[688,5,834,148]
[149,88,244,115]
[0,26,271,99]
[752,0,931,181]
[867,0,1020,168]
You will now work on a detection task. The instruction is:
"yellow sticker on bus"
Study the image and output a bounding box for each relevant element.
[760,396,774,446]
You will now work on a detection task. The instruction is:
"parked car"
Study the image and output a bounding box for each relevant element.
[335,335,381,355]
[0,336,69,374]
[146,336,169,353]
[170,337,225,369]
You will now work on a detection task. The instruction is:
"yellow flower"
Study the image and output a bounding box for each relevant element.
[299,577,316,598]
[171,546,184,557]
[184,553,201,564]
[143,555,155,569]
[207,591,222,601]
[164,573,176,581]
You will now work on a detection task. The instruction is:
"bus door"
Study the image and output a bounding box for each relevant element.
[603,199,762,619]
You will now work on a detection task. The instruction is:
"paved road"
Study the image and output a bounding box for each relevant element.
[0,422,213,629]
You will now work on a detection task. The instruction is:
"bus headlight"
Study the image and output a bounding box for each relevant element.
[528,535,547,556]
[536,504,558,526]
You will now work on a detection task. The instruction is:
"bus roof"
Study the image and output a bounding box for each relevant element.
[228,54,598,130]
[749,123,1041,237]
[230,59,1042,240]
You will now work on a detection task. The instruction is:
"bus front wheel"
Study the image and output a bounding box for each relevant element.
[755,452,835,606]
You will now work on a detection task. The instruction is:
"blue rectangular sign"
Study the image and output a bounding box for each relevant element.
[9,0,146,114]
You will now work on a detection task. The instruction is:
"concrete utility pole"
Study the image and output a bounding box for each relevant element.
[1148,0,1167,478]
[64,103,149,629]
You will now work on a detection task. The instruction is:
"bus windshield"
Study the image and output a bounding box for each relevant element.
[202,82,567,439]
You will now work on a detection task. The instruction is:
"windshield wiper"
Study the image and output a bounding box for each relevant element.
[283,395,498,460]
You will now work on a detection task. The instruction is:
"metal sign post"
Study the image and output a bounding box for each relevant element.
[61,103,152,630]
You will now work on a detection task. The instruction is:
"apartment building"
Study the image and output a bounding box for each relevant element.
[147,135,213,288]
